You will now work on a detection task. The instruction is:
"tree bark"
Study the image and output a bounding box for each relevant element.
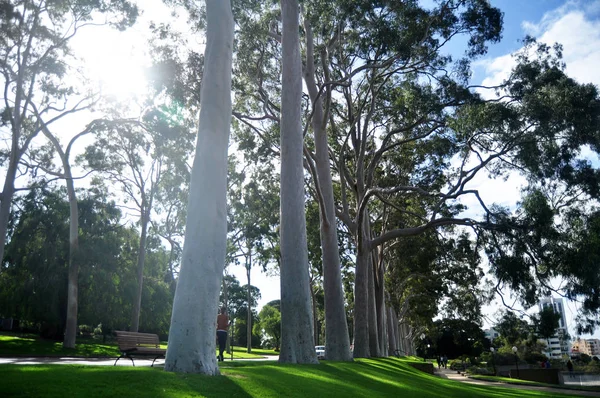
[246,248,252,353]
[39,124,87,349]
[387,306,396,356]
[303,17,352,362]
[279,0,318,365]
[310,279,318,345]
[63,163,79,348]
[374,257,386,357]
[0,162,16,268]
[353,232,370,358]
[222,275,231,354]
[164,0,233,375]
[367,251,379,357]
[130,204,149,332]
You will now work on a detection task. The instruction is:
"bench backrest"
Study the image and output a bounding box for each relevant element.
[115,331,161,351]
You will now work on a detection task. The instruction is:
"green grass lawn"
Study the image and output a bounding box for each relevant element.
[0,357,582,398]
[0,333,273,359]
[0,334,120,357]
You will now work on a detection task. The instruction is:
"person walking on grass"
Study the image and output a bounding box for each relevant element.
[567,359,574,379]
[216,307,229,362]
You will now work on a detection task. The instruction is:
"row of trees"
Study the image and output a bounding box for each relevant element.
[2,0,600,376]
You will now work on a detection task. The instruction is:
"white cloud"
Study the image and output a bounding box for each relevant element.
[485,3,600,88]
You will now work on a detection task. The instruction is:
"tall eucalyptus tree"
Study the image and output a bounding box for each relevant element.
[26,118,128,347]
[164,0,234,375]
[278,0,318,364]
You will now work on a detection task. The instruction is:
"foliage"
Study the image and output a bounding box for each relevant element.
[0,185,173,337]
[257,303,281,350]
[219,274,261,318]
[494,311,530,347]
[425,318,486,359]
[532,306,561,341]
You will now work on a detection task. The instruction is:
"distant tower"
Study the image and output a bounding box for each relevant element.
[538,297,570,358]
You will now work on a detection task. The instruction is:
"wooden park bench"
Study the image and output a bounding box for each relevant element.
[114,331,166,367]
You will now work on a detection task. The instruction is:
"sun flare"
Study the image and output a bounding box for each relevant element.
[74,27,150,100]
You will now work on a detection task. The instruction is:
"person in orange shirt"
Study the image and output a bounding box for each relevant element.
[216,307,229,362]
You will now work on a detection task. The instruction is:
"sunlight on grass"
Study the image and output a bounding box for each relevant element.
[0,351,583,397]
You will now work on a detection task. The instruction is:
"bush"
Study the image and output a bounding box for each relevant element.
[466,366,492,375]
[78,325,93,336]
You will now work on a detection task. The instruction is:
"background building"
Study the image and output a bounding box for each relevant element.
[572,338,600,357]
[539,297,571,358]
[484,327,500,342]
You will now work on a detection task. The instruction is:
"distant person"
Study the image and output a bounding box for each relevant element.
[567,359,574,378]
[545,359,551,369]
[216,307,229,362]
[541,361,546,368]
[442,354,448,369]
[436,356,441,369]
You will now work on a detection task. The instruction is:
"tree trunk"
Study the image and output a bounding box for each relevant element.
[222,275,231,354]
[164,0,233,375]
[0,159,18,267]
[303,18,352,362]
[392,308,400,355]
[387,306,396,356]
[310,280,318,345]
[246,249,252,353]
[279,0,318,365]
[353,234,370,358]
[367,251,379,357]
[375,262,386,357]
[63,163,80,348]
[130,204,149,332]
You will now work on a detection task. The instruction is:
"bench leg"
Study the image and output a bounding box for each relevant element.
[151,356,161,367]
[114,354,135,366]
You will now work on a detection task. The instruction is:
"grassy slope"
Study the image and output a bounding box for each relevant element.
[0,358,580,398]
[0,335,119,357]
[469,374,600,392]
[0,334,273,359]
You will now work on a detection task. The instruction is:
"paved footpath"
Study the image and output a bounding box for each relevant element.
[435,367,600,397]
[0,355,279,367]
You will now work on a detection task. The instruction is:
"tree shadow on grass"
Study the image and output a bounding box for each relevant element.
[222,359,570,398]
[0,364,253,398]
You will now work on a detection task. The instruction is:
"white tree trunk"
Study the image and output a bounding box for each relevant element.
[367,252,380,356]
[63,163,79,349]
[164,0,234,375]
[353,234,370,358]
[302,18,352,362]
[387,306,396,356]
[130,204,149,332]
[279,0,318,365]
[0,155,18,270]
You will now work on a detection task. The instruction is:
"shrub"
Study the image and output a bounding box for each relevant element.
[78,325,93,336]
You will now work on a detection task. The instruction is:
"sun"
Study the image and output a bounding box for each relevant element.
[73,26,150,101]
